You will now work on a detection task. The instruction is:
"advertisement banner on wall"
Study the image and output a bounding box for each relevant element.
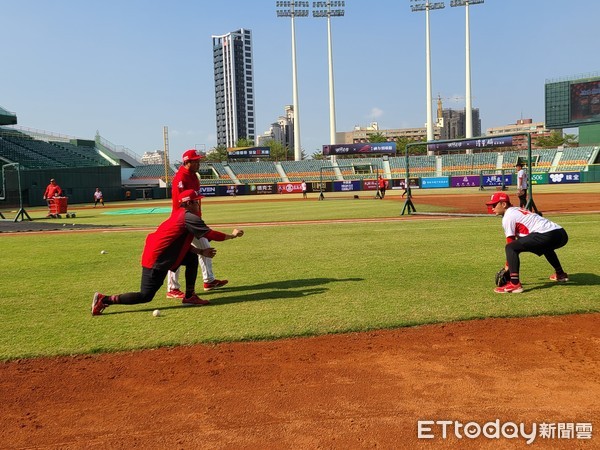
[323,142,396,156]
[481,174,513,187]
[277,182,304,194]
[363,179,379,191]
[427,136,514,152]
[199,185,217,197]
[421,177,450,188]
[548,172,581,184]
[531,173,548,185]
[333,180,361,192]
[227,146,271,158]
[216,185,245,196]
[451,175,480,187]
[249,184,276,195]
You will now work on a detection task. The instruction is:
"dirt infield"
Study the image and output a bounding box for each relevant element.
[1,191,598,448]
[1,314,598,449]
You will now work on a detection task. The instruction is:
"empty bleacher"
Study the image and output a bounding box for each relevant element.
[441,152,500,175]
[557,146,595,171]
[332,158,381,180]
[280,159,332,181]
[130,164,175,179]
[0,136,66,169]
[405,155,436,177]
[197,162,232,184]
[228,161,280,183]
[49,141,111,167]
[0,127,112,169]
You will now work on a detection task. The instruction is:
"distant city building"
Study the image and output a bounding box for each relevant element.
[487,118,552,148]
[141,150,165,165]
[439,109,481,140]
[257,105,294,150]
[336,122,441,145]
[436,96,482,140]
[212,28,255,148]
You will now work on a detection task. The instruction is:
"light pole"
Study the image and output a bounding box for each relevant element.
[313,1,344,146]
[276,1,309,161]
[410,0,445,142]
[451,0,483,139]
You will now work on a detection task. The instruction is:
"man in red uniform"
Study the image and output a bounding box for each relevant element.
[43,178,63,218]
[376,175,387,199]
[91,190,244,315]
[43,178,62,199]
[166,149,228,299]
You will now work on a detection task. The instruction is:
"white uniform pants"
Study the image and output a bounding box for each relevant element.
[167,237,215,291]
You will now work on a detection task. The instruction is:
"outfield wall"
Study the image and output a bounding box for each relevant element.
[195,169,597,198]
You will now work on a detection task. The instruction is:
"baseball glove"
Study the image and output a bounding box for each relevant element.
[517,189,525,197]
[495,268,510,287]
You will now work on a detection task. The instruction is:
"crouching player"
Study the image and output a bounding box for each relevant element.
[92,190,244,315]
[486,192,568,294]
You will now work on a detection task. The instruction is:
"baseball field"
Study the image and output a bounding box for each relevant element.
[0,184,599,449]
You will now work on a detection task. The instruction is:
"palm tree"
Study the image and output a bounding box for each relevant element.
[366,132,387,143]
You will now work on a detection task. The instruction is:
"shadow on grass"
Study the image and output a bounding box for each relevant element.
[524,273,600,293]
[216,277,364,293]
[102,277,362,315]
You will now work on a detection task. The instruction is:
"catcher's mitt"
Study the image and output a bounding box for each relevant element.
[495,268,511,287]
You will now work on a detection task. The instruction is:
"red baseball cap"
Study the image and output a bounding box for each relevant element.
[485,192,511,206]
[182,149,203,163]
[179,189,202,203]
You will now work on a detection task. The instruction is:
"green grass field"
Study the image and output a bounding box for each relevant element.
[1,186,598,361]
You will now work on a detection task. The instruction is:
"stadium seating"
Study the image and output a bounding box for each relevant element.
[280,159,332,181]
[557,147,595,171]
[228,161,280,183]
[0,127,112,168]
[130,164,175,179]
[0,136,64,169]
[404,155,436,176]
[334,158,385,180]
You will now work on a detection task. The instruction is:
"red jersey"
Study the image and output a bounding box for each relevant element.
[44,183,62,198]
[142,209,209,271]
[171,166,200,213]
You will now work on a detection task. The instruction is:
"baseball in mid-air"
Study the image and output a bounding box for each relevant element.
[153,309,161,317]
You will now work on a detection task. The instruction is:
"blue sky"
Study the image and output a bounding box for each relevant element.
[1,0,598,159]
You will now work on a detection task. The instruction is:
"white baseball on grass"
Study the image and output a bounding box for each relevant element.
[100,250,107,254]
[153,309,161,317]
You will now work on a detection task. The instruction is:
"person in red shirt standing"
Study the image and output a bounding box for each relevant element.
[43,178,63,218]
[43,178,62,199]
[376,175,387,199]
[91,190,244,315]
[166,149,229,299]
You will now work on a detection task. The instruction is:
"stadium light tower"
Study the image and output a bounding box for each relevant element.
[276,1,309,161]
[451,0,483,139]
[312,1,345,146]
[410,0,445,142]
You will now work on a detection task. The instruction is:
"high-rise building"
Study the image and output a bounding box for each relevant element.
[212,28,255,148]
[435,97,481,140]
[257,105,294,150]
[439,108,481,140]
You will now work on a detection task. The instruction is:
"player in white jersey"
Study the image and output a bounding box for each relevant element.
[486,192,569,294]
[515,162,528,208]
